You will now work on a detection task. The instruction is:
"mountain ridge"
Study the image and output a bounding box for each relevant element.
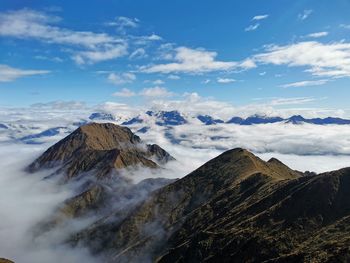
[90,110,350,126]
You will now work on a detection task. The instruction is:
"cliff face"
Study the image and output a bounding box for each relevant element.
[27,123,174,182]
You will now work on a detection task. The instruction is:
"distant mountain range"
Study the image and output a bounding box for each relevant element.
[1,111,349,146]
[89,110,350,126]
[27,124,350,262]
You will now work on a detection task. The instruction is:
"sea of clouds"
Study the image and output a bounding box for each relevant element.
[0,102,350,262]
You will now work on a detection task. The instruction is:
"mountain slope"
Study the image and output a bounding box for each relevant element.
[68,148,350,262]
[71,149,323,262]
[27,123,174,181]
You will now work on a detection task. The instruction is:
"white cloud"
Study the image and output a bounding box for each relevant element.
[0,9,128,64]
[168,75,180,80]
[107,72,136,85]
[132,34,163,45]
[112,88,136,97]
[306,31,328,38]
[152,79,165,85]
[144,33,162,41]
[141,47,254,74]
[217,77,236,83]
[298,9,313,20]
[140,86,174,97]
[254,41,350,78]
[72,45,128,65]
[0,64,50,82]
[280,79,329,88]
[105,16,138,33]
[252,14,269,21]
[245,23,260,31]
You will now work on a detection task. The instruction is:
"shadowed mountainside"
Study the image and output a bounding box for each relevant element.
[65,148,347,262]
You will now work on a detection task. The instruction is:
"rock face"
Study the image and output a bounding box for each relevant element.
[69,148,350,262]
[0,259,14,263]
[27,123,174,181]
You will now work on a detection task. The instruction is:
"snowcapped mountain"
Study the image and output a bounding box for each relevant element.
[117,111,350,128]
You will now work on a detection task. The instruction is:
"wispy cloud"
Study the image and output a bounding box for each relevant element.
[152,79,165,85]
[245,23,260,31]
[168,75,180,80]
[112,86,173,98]
[140,86,174,97]
[72,46,128,65]
[0,64,50,82]
[340,24,350,29]
[280,79,329,88]
[105,16,139,33]
[298,9,313,21]
[252,14,269,21]
[107,72,136,85]
[269,97,317,105]
[305,31,328,38]
[141,46,255,74]
[129,48,147,59]
[112,88,136,97]
[217,77,235,83]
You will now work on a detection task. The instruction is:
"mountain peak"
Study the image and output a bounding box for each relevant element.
[27,123,174,181]
[77,122,141,150]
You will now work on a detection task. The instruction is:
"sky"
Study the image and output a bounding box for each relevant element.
[0,0,350,116]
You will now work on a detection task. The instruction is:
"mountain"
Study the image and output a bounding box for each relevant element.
[241,115,284,125]
[226,116,244,124]
[197,115,224,125]
[122,116,143,125]
[224,115,285,125]
[20,127,65,144]
[67,148,348,262]
[27,123,174,182]
[118,111,350,128]
[148,110,187,126]
[0,259,13,263]
[286,115,306,124]
[27,122,350,262]
[89,112,115,121]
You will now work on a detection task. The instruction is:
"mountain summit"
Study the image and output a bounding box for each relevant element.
[27,123,174,181]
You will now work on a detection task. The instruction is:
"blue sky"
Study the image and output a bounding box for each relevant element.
[0,0,350,115]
